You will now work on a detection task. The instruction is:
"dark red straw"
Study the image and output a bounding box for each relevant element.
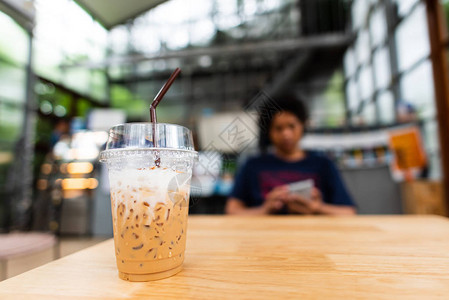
[150,68,181,123]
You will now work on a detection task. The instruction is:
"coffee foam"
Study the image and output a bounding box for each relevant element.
[109,168,188,207]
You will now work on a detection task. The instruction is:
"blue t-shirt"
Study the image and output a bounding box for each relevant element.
[229,152,355,208]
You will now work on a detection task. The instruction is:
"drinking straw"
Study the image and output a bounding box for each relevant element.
[150,67,181,123]
[150,68,181,166]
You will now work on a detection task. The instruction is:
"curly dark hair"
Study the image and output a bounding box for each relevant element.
[258,93,309,152]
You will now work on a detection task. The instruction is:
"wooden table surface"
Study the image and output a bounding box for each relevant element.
[1,215,449,299]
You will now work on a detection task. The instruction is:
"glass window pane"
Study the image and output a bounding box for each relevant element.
[33,0,107,93]
[359,66,374,100]
[422,119,439,153]
[369,6,387,47]
[109,26,130,55]
[32,42,64,81]
[355,30,371,66]
[400,60,435,119]
[63,68,90,95]
[90,71,107,102]
[361,101,376,125]
[344,48,356,78]
[0,11,29,66]
[352,0,369,30]
[422,120,441,179]
[395,0,419,16]
[320,71,346,127]
[0,103,24,143]
[377,91,395,124]
[0,62,27,102]
[190,19,215,46]
[34,0,107,61]
[395,4,430,71]
[373,47,391,90]
[346,78,359,110]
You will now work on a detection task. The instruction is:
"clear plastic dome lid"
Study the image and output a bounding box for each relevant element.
[99,123,197,162]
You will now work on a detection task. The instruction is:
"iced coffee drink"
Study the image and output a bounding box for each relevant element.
[100,123,197,281]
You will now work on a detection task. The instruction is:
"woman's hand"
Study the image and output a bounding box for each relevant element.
[262,185,289,214]
[285,187,323,215]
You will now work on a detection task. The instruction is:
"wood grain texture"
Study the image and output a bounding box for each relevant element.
[401,181,446,215]
[1,215,449,299]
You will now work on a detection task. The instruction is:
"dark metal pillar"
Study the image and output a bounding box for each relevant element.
[385,0,402,122]
[10,30,37,229]
[425,0,449,215]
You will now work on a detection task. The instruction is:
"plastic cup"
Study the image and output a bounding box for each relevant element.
[100,123,197,281]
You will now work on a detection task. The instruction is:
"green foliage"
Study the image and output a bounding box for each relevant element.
[322,70,345,127]
[35,118,52,146]
[77,98,92,117]
[110,84,147,120]
[0,124,21,143]
[90,70,107,101]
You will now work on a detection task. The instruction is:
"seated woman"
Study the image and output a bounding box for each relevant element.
[226,94,356,215]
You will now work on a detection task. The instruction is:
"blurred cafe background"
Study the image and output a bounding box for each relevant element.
[1,0,449,279]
